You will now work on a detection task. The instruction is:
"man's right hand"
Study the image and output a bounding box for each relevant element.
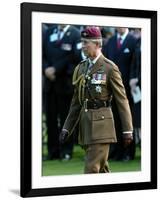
[59,129,69,144]
[45,66,56,81]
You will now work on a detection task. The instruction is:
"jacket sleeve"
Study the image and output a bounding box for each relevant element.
[63,66,82,135]
[109,64,133,132]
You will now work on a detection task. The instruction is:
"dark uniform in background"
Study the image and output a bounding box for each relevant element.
[129,31,141,145]
[104,28,137,161]
[43,24,82,160]
[60,27,133,173]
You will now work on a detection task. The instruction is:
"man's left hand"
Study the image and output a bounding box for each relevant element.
[59,129,69,144]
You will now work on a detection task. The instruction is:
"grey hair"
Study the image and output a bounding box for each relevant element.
[91,38,103,47]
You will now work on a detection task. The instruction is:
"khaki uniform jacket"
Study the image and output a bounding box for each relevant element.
[63,54,133,145]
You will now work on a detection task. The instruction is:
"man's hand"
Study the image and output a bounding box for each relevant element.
[45,66,56,81]
[59,129,69,144]
[123,133,133,148]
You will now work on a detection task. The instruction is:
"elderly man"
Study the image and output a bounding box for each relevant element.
[60,26,133,173]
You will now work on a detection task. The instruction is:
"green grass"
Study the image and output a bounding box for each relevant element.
[42,145,141,176]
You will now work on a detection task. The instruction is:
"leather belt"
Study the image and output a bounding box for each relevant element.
[83,99,110,110]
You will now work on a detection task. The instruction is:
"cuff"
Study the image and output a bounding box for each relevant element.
[123,131,133,134]
[62,128,69,133]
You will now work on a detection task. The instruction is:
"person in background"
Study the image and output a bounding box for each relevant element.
[129,28,141,146]
[43,24,82,160]
[101,27,115,53]
[104,27,138,161]
[59,26,133,173]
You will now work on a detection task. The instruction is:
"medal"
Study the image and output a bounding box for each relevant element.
[91,73,106,85]
[95,85,102,93]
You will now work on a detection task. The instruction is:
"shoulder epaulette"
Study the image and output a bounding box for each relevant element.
[103,57,116,67]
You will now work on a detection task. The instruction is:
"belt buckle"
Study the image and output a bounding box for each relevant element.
[93,103,97,109]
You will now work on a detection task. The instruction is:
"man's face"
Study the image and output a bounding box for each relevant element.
[81,39,97,58]
[116,27,127,35]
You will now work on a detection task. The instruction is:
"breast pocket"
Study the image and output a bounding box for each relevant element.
[61,43,72,51]
[91,107,115,140]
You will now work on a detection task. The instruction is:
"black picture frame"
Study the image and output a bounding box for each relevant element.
[21,2,157,197]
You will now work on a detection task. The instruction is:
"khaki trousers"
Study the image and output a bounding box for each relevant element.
[84,143,110,173]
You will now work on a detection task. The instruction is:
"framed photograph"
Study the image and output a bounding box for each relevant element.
[21,2,157,197]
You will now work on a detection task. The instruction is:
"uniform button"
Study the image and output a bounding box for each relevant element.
[101,115,105,119]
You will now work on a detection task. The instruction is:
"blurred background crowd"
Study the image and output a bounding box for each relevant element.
[42,24,141,162]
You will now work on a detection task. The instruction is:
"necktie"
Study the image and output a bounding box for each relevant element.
[117,37,122,49]
[88,60,93,71]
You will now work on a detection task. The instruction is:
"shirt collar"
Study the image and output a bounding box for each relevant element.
[58,25,70,33]
[88,52,102,65]
[63,25,70,33]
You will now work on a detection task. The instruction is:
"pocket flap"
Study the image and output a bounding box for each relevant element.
[92,108,112,121]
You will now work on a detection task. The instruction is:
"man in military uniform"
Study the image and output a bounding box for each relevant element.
[59,26,133,173]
